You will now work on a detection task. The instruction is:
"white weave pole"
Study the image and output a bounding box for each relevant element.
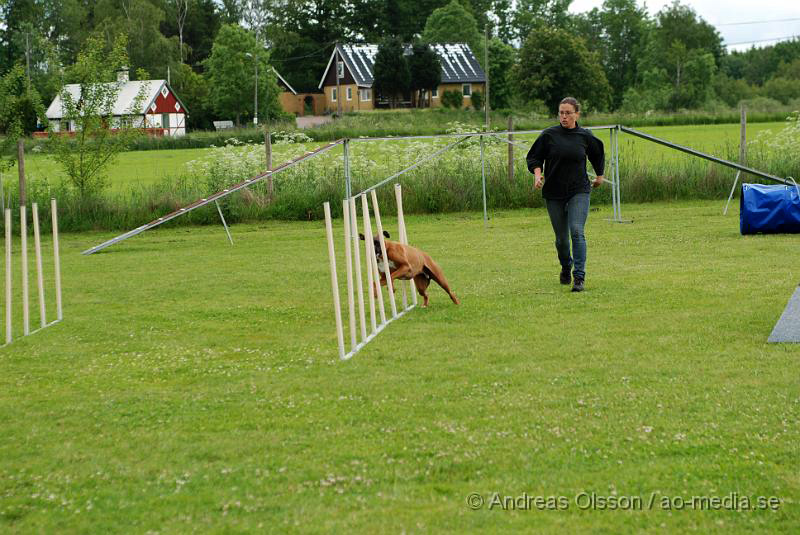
[361,194,384,328]
[51,199,62,321]
[348,196,367,341]
[342,200,357,351]
[371,190,397,318]
[32,203,46,328]
[5,209,11,344]
[323,202,345,360]
[394,184,416,307]
[20,205,29,336]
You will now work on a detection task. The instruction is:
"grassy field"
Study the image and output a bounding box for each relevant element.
[0,200,797,532]
[2,121,788,193]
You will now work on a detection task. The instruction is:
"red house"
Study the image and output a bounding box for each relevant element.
[45,70,189,137]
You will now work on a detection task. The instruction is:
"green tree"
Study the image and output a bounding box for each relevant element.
[762,77,800,105]
[172,62,212,129]
[632,2,721,110]
[94,0,179,80]
[713,73,755,108]
[775,58,800,80]
[204,24,281,125]
[422,0,485,68]
[487,37,515,109]
[0,64,45,174]
[513,26,612,112]
[373,36,410,109]
[268,0,350,92]
[511,0,572,42]
[408,43,441,108]
[50,34,149,197]
[598,0,649,109]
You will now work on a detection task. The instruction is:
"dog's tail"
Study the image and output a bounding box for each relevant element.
[422,254,460,305]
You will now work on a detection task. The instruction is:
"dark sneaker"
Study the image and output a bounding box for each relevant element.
[560,267,571,285]
[571,278,585,292]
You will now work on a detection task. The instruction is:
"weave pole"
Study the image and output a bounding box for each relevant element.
[394,184,416,306]
[371,190,397,318]
[5,209,11,344]
[323,202,345,359]
[342,200,357,352]
[20,206,29,335]
[361,194,385,327]
[32,203,46,328]
[348,197,367,342]
[52,199,62,321]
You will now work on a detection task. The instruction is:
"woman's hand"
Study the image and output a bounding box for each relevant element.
[534,170,544,189]
[592,175,605,188]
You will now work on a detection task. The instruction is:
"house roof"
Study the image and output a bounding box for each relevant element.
[273,67,297,94]
[318,43,486,89]
[45,80,188,119]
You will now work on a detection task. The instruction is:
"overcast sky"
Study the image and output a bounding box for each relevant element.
[568,0,800,51]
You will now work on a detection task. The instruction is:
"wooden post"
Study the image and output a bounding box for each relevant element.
[264,123,273,199]
[17,139,26,207]
[507,115,514,183]
[739,104,747,167]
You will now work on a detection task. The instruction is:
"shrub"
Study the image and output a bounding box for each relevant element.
[441,90,463,109]
[470,90,484,111]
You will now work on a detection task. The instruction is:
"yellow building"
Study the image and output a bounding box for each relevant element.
[274,68,326,116]
[318,43,486,113]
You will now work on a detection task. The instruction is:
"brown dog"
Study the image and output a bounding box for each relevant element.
[359,231,460,307]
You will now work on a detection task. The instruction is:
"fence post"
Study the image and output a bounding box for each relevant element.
[507,115,514,183]
[264,122,273,199]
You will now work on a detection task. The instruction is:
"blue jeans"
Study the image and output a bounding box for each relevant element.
[545,193,590,281]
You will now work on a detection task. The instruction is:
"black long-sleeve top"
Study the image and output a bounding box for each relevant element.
[526,124,605,201]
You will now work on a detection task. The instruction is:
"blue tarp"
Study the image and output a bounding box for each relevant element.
[740,183,800,235]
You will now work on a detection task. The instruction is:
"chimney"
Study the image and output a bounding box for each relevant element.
[117,67,129,83]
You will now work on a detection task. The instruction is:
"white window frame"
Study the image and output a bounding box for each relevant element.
[360,88,371,101]
[431,87,438,98]
[462,83,472,97]
[346,87,352,101]
[331,88,337,102]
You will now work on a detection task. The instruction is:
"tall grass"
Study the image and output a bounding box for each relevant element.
[4,106,795,156]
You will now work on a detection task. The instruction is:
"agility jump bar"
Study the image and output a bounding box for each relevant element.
[82,140,345,255]
[619,126,791,186]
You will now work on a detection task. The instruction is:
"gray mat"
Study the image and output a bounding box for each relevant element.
[768,286,800,343]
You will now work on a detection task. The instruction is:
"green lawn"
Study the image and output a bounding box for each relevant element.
[0,200,797,532]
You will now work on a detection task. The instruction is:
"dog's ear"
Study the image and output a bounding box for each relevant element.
[359,233,365,241]
[383,230,390,239]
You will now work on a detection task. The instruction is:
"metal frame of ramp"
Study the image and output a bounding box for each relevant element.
[619,126,792,186]
[82,140,344,255]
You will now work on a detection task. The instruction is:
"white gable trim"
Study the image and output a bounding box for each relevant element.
[143,80,167,115]
[273,67,297,94]
[318,48,339,89]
